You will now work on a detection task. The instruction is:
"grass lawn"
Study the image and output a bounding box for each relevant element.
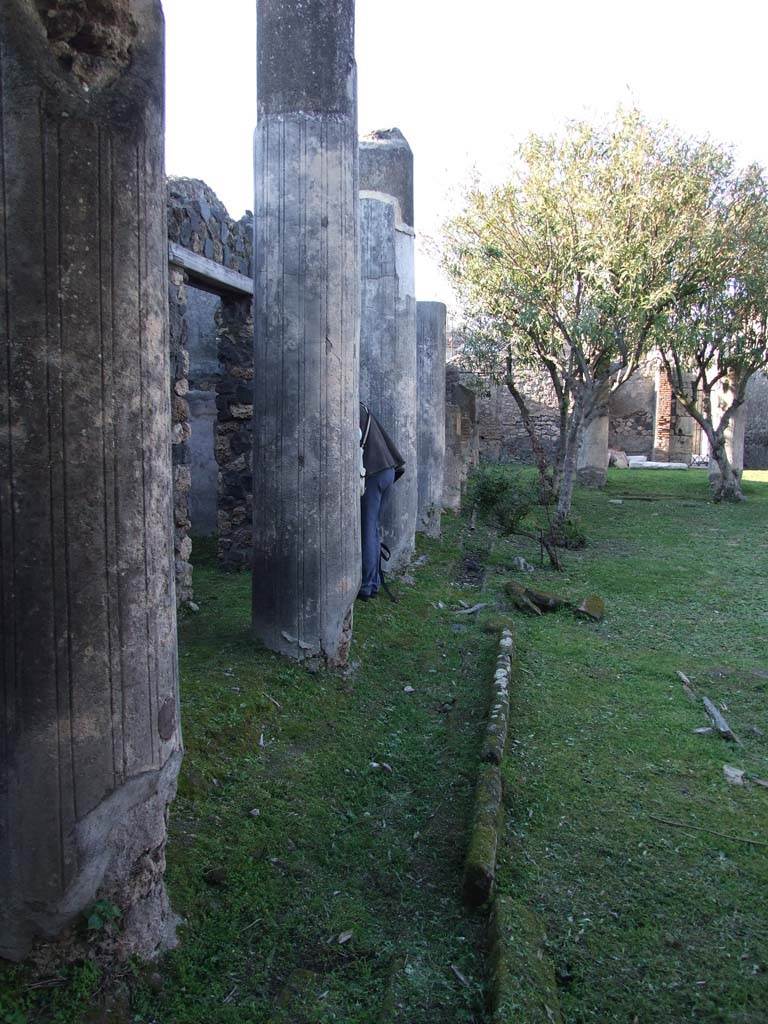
[495,468,768,1023]
[1,468,765,1023]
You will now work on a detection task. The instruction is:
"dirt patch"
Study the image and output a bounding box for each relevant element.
[455,555,486,588]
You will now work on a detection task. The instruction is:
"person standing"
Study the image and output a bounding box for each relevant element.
[359,402,405,600]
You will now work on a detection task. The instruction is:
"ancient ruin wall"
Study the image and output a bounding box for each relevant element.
[1,0,180,961]
[166,178,255,583]
[744,371,768,469]
[444,368,480,510]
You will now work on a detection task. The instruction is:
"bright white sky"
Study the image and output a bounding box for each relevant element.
[163,0,768,308]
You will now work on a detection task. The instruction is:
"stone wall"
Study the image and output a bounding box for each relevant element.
[745,371,768,469]
[168,267,193,605]
[166,178,255,586]
[474,370,561,464]
[444,367,480,510]
[215,299,254,570]
[608,370,655,455]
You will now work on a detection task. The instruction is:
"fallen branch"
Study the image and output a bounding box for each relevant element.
[454,602,488,615]
[649,815,767,848]
[702,696,739,743]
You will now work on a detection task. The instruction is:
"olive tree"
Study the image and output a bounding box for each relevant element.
[442,110,729,538]
[656,164,768,501]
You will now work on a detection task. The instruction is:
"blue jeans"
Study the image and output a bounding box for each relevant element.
[360,467,395,596]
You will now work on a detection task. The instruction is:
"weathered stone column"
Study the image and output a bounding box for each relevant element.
[416,302,447,536]
[0,0,180,961]
[444,368,479,511]
[359,128,417,569]
[576,407,610,487]
[253,0,360,664]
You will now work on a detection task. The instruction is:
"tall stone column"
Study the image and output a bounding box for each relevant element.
[359,128,417,569]
[253,0,360,664]
[577,408,610,487]
[416,302,447,537]
[0,0,180,961]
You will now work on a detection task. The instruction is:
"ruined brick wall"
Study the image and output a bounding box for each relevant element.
[166,178,254,592]
[652,367,701,464]
[745,370,768,469]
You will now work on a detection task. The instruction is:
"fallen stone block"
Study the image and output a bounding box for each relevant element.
[574,595,605,622]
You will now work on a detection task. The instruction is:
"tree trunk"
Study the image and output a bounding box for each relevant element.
[505,378,554,502]
[550,399,584,541]
[709,439,745,501]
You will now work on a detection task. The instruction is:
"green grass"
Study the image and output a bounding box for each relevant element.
[493,468,768,1024]
[1,528,496,1024]
[2,468,766,1023]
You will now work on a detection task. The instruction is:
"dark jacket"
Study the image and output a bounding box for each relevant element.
[360,403,405,480]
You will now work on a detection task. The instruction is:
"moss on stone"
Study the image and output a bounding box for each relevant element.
[488,896,563,1023]
[463,764,502,906]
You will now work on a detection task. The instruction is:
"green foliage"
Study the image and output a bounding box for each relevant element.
[466,463,539,536]
[553,514,586,549]
[443,108,762,519]
[85,899,122,933]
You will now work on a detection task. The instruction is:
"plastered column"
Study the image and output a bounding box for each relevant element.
[0,0,180,961]
[252,0,360,664]
[577,408,610,487]
[359,128,417,569]
[416,302,447,536]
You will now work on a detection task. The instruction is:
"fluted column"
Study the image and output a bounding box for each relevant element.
[252,0,360,664]
[416,302,447,537]
[0,0,180,961]
[359,128,417,569]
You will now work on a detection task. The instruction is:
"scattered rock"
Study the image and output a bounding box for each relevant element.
[693,727,714,735]
[608,499,624,505]
[337,930,353,945]
[369,761,393,773]
[505,580,570,614]
[609,449,630,469]
[411,554,429,568]
[723,765,746,786]
[574,595,605,622]
[403,686,415,694]
[511,556,535,573]
[249,808,260,818]
[399,573,416,586]
[745,724,765,738]
[184,600,200,613]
